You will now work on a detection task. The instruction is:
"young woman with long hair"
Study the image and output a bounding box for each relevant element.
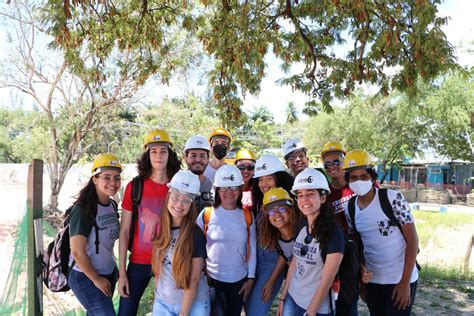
[118,129,181,315]
[278,168,345,316]
[152,170,209,316]
[246,154,295,315]
[234,149,256,212]
[197,164,257,316]
[68,153,123,315]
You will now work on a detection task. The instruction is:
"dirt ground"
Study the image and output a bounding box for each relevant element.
[1,164,473,315]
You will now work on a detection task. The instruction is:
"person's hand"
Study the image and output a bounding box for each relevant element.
[118,274,130,298]
[93,276,112,297]
[277,299,285,316]
[392,281,411,310]
[261,278,275,303]
[238,279,255,301]
[361,265,373,284]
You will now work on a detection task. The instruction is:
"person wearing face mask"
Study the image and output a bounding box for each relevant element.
[184,135,214,212]
[204,128,232,183]
[343,150,419,316]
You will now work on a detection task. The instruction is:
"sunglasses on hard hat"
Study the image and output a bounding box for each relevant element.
[237,164,255,171]
[323,159,342,169]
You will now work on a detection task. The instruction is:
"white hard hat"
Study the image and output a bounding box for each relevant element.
[167,170,201,195]
[253,154,286,178]
[282,138,307,159]
[291,168,330,195]
[214,164,244,187]
[184,135,210,153]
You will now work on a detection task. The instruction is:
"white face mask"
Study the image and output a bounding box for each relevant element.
[349,180,373,196]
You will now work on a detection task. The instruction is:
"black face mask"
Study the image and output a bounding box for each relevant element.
[212,144,227,160]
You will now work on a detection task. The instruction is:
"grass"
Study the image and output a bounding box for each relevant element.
[412,210,474,248]
[420,265,474,282]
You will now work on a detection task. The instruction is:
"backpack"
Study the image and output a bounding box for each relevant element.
[347,188,421,271]
[128,176,144,251]
[43,199,118,292]
[202,206,253,261]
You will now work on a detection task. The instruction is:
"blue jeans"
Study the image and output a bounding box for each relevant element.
[68,268,118,316]
[246,247,285,315]
[366,280,418,316]
[118,262,153,316]
[283,294,333,316]
[152,297,210,316]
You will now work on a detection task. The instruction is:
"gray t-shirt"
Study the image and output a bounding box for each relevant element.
[203,164,217,183]
[68,202,119,275]
[288,218,344,313]
[277,237,294,262]
[195,176,214,212]
[155,225,209,305]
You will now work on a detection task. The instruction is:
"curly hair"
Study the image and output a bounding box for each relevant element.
[137,147,181,180]
[258,204,301,250]
[251,171,294,214]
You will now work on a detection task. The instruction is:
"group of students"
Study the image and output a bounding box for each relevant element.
[66,127,419,316]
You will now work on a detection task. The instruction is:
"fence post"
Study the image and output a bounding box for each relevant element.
[464,234,474,275]
[27,159,43,316]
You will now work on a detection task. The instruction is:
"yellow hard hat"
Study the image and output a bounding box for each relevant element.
[209,128,232,144]
[343,149,371,170]
[91,153,123,174]
[235,149,257,163]
[144,129,173,149]
[262,187,293,209]
[321,141,346,157]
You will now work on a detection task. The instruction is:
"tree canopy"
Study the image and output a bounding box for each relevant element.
[42,0,460,123]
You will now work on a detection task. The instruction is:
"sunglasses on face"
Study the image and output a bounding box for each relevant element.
[323,159,342,169]
[237,164,255,171]
[220,186,241,192]
[267,206,287,217]
[300,234,314,256]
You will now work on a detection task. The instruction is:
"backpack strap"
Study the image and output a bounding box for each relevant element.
[243,206,253,262]
[129,176,144,251]
[348,195,357,233]
[202,207,212,237]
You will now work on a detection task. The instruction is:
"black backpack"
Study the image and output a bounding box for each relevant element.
[43,199,118,292]
[128,176,144,251]
[347,188,421,271]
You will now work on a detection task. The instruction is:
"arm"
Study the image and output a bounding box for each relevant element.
[180,257,204,316]
[70,235,112,297]
[261,255,287,303]
[118,210,132,297]
[277,256,297,316]
[306,252,343,315]
[392,222,418,309]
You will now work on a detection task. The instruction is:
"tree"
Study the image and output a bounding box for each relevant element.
[42,0,459,122]
[286,102,298,125]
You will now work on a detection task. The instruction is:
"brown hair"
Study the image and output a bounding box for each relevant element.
[152,194,197,289]
[258,204,301,250]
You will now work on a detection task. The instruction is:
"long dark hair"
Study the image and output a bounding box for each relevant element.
[213,188,243,209]
[137,147,181,179]
[311,191,337,246]
[67,177,99,220]
[251,171,294,213]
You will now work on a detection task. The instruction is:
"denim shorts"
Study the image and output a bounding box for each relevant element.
[152,297,210,316]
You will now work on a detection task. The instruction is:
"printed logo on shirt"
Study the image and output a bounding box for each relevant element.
[97,212,119,240]
[331,193,355,214]
[163,237,177,267]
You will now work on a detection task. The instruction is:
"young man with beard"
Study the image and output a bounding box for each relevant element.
[282,138,309,177]
[184,135,214,212]
[204,128,232,183]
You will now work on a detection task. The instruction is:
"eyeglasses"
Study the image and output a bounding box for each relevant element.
[348,174,372,182]
[237,164,255,171]
[267,206,287,217]
[169,192,194,207]
[300,234,313,256]
[219,186,241,192]
[323,159,342,169]
[96,175,122,183]
[287,152,306,161]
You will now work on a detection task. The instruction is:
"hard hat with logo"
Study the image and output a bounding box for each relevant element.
[167,170,200,196]
[184,135,210,153]
[209,128,232,144]
[253,154,286,178]
[321,141,346,158]
[213,164,244,187]
[235,149,257,163]
[282,138,307,159]
[144,129,173,149]
[262,187,294,209]
[343,149,371,170]
[91,153,124,174]
[291,167,330,195]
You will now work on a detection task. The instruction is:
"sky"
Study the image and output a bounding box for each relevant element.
[0,0,473,122]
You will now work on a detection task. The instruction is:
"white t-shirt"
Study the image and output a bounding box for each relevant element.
[344,188,419,284]
[277,237,294,262]
[197,206,257,282]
